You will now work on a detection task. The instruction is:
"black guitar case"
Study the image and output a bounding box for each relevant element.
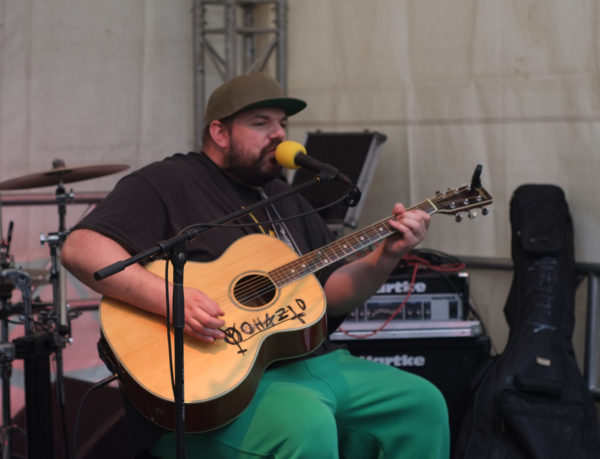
[454,184,600,458]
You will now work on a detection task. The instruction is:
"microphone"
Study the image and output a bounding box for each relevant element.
[275,140,352,184]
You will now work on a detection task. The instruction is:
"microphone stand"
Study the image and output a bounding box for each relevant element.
[94,172,359,459]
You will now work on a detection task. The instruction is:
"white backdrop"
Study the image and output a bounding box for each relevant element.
[285,0,600,355]
[0,0,598,364]
[286,0,600,264]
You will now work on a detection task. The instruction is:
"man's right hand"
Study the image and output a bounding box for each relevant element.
[183,286,226,342]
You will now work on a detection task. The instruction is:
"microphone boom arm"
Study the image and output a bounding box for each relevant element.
[95,174,331,280]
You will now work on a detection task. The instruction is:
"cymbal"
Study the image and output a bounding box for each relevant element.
[0,162,129,190]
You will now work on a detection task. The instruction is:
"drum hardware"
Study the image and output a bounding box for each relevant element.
[0,279,15,459]
[0,159,129,458]
[40,159,117,459]
[0,268,49,459]
[0,299,50,320]
[0,220,16,457]
[21,268,50,287]
[35,163,77,459]
[40,231,70,336]
[0,158,129,341]
[0,266,61,459]
[0,221,13,269]
[0,229,56,459]
[0,191,107,207]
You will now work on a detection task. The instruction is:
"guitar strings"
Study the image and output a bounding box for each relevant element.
[189,190,472,306]
[196,198,443,306]
[223,216,399,305]
[233,185,487,306]
[229,230,386,303]
[223,207,427,304]
[192,186,485,308]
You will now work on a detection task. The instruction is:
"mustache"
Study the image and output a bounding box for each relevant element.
[262,141,283,162]
[264,140,282,154]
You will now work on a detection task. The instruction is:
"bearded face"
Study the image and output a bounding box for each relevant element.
[223,134,282,187]
[220,108,288,187]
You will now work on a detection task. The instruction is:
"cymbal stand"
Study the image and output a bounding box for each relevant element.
[0,218,15,459]
[39,176,72,458]
[2,268,54,459]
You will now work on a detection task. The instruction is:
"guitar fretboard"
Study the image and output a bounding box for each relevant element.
[269,199,438,288]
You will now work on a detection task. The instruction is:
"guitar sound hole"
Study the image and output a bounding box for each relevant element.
[233,274,276,308]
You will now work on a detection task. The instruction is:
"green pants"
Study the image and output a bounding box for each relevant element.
[151,349,449,458]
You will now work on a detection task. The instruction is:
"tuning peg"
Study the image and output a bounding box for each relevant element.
[468,210,478,219]
[482,207,489,216]
[455,214,463,223]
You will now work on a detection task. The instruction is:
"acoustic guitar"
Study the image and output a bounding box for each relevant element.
[99,168,493,432]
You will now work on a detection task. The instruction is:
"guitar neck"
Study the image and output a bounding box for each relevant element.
[269,199,439,288]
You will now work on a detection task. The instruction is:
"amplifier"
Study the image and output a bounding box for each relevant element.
[336,335,491,455]
[330,270,472,340]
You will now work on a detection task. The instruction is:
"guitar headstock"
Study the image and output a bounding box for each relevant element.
[430,165,493,222]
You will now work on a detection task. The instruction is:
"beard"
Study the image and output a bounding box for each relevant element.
[223,138,282,187]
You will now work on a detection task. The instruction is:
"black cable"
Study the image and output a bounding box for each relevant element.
[71,374,118,459]
[406,248,496,350]
[176,191,349,238]
[400,248,467,297]
[164,262,176,394]
[51,354,71,459]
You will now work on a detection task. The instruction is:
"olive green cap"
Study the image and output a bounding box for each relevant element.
[204,73,307,127]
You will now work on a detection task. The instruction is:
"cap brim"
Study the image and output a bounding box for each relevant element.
[235,97,307,118]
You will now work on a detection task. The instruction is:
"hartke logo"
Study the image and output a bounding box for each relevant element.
[376,280,427,295]
[360,354,426,367]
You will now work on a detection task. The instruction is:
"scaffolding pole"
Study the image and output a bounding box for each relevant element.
[193,0,288,150]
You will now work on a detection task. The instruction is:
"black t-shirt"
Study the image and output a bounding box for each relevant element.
[77,152,345,332]
[77,152,334,257]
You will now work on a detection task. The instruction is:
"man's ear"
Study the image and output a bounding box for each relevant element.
[208,120,230,149]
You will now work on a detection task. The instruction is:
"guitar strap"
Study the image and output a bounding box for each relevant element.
[258,187,302,255]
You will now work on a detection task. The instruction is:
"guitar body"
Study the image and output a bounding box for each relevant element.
[99,234,327,432]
